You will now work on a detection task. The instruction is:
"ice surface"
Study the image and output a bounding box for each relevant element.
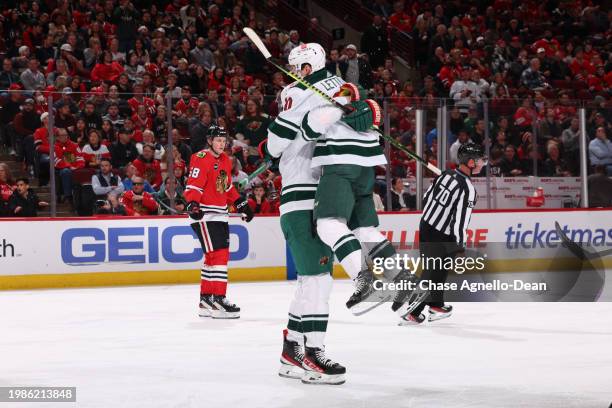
[1,281,611,408]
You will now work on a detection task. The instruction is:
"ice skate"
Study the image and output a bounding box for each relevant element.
[346,269,391,316]
[301,346,346,385]
[210,295,240,319]
[391,270,429,317]
[279,329,304,379]
[198,294,213,317]
[398,312,426,326]
[428,305,453,322]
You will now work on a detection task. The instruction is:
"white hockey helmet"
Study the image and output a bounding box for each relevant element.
[288,43,326,76]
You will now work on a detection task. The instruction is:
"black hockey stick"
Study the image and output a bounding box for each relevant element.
[242,28,442,176]
[554,221,612,260]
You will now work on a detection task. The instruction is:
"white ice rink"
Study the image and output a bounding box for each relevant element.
[2,281,611,408]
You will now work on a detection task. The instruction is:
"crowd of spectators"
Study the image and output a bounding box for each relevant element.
[0,0,611,217]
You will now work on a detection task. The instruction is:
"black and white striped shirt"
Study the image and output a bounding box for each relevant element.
[421,169,477,246]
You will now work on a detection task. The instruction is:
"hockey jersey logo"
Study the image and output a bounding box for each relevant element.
[216,170,229,193]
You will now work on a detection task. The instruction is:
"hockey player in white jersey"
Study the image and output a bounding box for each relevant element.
[261,43,346,385]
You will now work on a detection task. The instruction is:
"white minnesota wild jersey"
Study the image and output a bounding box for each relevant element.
[267,69,346,215]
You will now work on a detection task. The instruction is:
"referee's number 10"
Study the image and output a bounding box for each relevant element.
[435,188,451,205]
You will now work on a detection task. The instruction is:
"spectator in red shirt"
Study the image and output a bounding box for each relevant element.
[54,128,85,203]
[132,143,162,190]
[0,162,16,217]
[389,1,413,32]
[91,51,125,83]
[174,86,199,117]
[248,184,275,214]
[127,83,156,115]
[121,176,158,216]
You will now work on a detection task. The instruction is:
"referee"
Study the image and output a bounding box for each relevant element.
[401,143,485,325]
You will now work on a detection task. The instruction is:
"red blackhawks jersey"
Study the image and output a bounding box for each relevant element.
[185,149,240,221]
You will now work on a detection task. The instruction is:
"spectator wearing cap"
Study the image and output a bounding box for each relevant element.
[54,128,85,203]
[283,30,303,58]
[54,102,77,133]
[12,98,40,171]
[20,58,46,91]
[33,112,53,183]
[110,127,139,169]
[190,37,214,71]
[0,58,20,91]
[521,58,549,90]
[92,158,124,199]
[344,44,373,89]
[589,127,612,176]
[8,177,48,217]
[120,176,158,216]
[53,87,79,114]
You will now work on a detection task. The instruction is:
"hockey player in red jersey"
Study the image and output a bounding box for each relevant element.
[185,125,254,319]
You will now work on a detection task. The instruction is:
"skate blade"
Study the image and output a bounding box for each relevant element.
[278,363,304,379]
[198,308,212,318]
[395,291,429,318]
[349,294,392,316]
[398,317,425,326]
[211,310,240,319]
[428,311,452,322]
[301,371,345,385]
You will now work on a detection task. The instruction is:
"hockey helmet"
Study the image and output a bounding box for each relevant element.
[457,142,485,165]
[206,124,228,140]
[288,43,326,75]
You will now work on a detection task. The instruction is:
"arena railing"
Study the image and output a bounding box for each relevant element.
[0,90,607,218]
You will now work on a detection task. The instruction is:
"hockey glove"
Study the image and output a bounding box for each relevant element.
[186,201,203,220]
[334,83,367,102]
[234,198,254,222]
[341,99,382,132]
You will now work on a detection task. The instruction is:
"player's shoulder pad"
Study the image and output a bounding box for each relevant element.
[195,150,207,158]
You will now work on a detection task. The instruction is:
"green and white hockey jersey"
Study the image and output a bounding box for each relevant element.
[267,69,345,216]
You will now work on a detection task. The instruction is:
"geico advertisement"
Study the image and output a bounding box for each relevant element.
[0,217,286,275]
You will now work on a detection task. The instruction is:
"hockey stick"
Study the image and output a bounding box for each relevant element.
[554,221,612,260]
[237,159,272,191]
[242,28,441,176]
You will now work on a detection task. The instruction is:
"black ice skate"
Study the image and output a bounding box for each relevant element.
[346,269,391,316]
[198,294,214,317]
[301,346,346,385]
[391,270,429,318]
[398,312,426,326]
[209,295,240,319]
[428,305,453,322]
[278,329,304,379]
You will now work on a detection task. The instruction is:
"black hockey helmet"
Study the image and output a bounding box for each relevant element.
[206,124,228,140]
[457,142,485,165]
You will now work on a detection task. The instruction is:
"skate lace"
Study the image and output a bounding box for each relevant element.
[354,271,371,295]
[293,343,305,361]
[314,349,337,368]
[218,296,236,307]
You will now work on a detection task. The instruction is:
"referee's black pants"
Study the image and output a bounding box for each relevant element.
[411,220,458,316]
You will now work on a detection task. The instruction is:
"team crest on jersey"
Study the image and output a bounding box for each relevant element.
[197,151,207,158]
[216,170,229,193]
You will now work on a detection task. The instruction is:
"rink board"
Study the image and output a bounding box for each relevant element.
[1,209,611,289]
